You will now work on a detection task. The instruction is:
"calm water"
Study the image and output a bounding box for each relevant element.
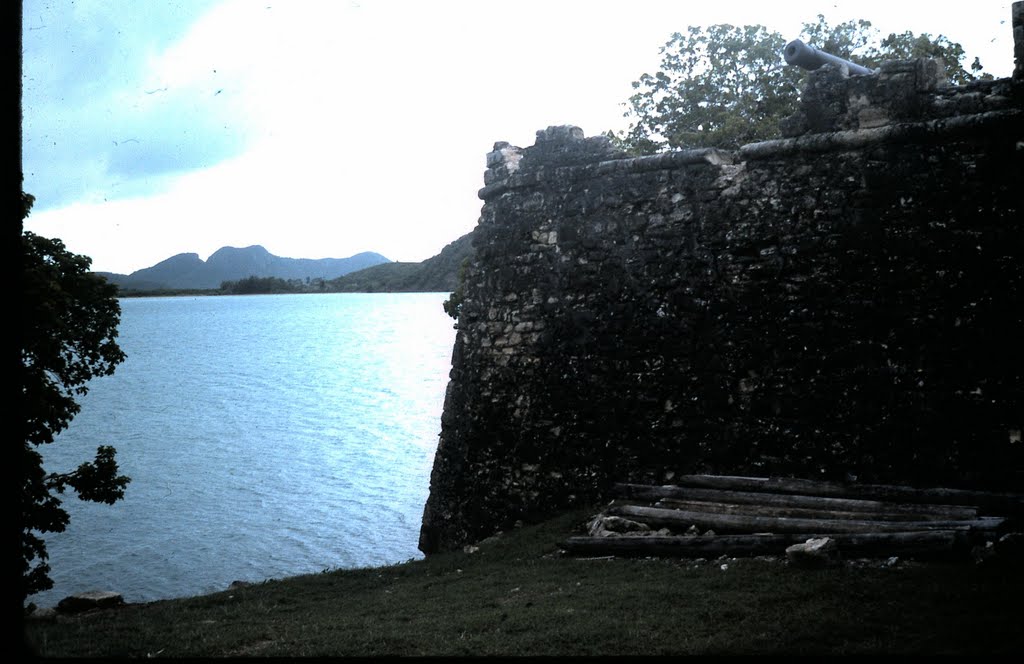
[30,292,456,609]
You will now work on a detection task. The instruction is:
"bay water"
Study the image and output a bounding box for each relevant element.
[29,292,456,609]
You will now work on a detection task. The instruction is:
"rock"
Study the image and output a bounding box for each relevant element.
[601,516,651,534]
[786,537,840,569]
[481,532,504,545]
[25,606,57,621]
[971,541,997,565]
[587,515,651,537]
[56,590,125,614]
[229,580,252,589]
[995,532,1024,557]
[463,545,480,554]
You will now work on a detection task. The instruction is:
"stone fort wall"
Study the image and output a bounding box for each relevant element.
[419,11,1024,554]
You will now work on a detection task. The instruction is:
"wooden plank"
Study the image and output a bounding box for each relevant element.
[652,498,975,522]
[614,484,979,519]
[606,504,1005,535]
[659,475,1024,514]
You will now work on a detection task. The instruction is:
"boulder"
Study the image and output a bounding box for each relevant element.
[56,590,124,614]
[786,537,840,569]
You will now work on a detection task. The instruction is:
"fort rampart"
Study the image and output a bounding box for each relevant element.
[420,10,1024,553]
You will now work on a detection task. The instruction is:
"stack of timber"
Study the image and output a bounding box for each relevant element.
[562,475,1024,562]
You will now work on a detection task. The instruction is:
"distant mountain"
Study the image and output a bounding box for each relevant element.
[328,231,474,293]
[98,245,391,290]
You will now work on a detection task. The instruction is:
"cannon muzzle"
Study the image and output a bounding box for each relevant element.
[784,39,874,76]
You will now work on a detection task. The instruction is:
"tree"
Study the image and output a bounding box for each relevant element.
[619,15,989,153]
[20,192,130,602]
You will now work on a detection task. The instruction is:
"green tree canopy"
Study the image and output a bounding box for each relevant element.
[20,193,130,602]
[618,15,989,153]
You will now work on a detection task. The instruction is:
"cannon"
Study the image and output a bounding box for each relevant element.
[784,39,875,76]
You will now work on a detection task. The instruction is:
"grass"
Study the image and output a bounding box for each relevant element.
[23,507,1024,657]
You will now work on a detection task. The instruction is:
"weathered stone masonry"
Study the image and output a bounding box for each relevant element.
[420,20,1024,554]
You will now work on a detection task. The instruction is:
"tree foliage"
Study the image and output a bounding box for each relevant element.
[20,193,130,602]
[443,257,471,320]
[619,15,990,153]
[218,275,318,295]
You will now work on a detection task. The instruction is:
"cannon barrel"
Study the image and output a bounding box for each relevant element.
[784,39,874,76]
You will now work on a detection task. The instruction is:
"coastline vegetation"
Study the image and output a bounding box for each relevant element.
[116,273,451,297]
[24,507,1023,657]
[117,287,226,298]
[20,196,131,604]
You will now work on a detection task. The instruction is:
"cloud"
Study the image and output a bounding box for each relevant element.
[22,0,247,211]
[104,88,248,177]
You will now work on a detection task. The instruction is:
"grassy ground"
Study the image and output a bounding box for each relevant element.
[23,507,1024,657]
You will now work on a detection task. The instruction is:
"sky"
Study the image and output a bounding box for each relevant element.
[21,0,1018,275]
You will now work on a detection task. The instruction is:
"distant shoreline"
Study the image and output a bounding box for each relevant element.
[114,288,453,298]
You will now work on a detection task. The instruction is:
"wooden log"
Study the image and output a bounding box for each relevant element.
[606,504,1005,535]
[652,498,975,522]
[615,484,980,520]
[562,530,970,560]
[657,475,1024,515]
